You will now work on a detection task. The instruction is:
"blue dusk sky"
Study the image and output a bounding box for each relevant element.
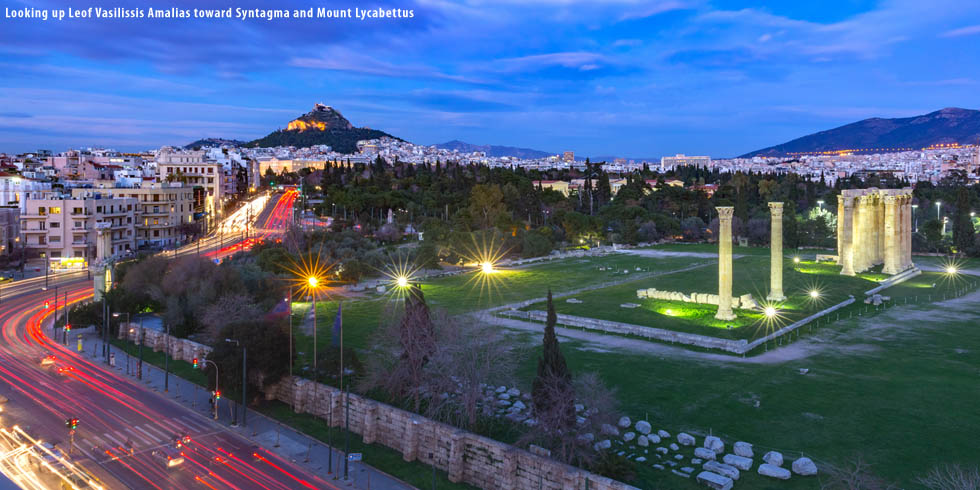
[1,0,980,157]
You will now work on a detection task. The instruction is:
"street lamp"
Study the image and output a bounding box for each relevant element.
[225,338,247,428]
[817,200,824,211]
[936,200,941,220]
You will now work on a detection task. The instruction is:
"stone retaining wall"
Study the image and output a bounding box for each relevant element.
[501,309,750,353]
[116,324,636,490]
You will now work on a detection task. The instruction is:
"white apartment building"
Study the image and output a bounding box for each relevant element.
[155,147,224,229]
[0,173,53,212]
[21,193,137,264]
[660,154,712,171]
[72,182,195,248]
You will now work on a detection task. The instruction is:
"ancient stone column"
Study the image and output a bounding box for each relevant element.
[904,193,914,270]
[836,197,844,265]
[882,195,899,274]
[840,195,856,276]
[715,206,737,321]
[768,202,786,301]
[852,195,866,273]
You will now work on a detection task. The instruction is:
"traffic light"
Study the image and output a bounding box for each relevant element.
[44,301,49,309]
[192,358,198,368]
[214,390,221,400]
[65,418,78,430]
[63,323,71,332]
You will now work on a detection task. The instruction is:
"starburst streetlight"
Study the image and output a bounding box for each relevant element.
[945,265,958,275]
[793,256,801,264]
[764,306,777,318]
[809,290,820,299]
[481,262,495,274]
[396,276,409,288]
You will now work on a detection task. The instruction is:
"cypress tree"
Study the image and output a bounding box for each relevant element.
[953,187,975,253]
[532,289,574,425]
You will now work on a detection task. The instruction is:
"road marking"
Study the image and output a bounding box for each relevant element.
[156,418,187,436]
[101,431,123,448]
[180,415,212,431]
[141,424,170,441]
[125,427,153,446]
[132,425,159,444]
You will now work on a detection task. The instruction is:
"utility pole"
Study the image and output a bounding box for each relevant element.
[344,383,350,481]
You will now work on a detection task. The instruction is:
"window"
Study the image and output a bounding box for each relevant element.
[72,207,82,215]
[49,222,60,228]
[153,206,159,213]
[50,236,60,243]
[50,207,61,214]
[153,230,159,237]
[38,222,46,230]
[153,218,159,225]
[38,207,46,215]
[74,221,82,228]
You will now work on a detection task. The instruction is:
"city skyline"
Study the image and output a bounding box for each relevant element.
[2,0,980,156]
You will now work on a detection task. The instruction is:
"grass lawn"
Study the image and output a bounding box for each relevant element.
[516,278,980,489]
[520,256,884,341]
[290,253,705,361]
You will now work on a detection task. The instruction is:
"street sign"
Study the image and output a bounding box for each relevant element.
[347,453,362,462]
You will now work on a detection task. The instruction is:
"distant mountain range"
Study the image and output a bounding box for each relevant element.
[242,104,397,154]
[435,140,557,159]
[742,107,980,158]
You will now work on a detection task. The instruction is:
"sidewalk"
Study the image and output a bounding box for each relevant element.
[63,326,415,490]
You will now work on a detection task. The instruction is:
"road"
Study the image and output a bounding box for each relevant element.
[0,190,384,489]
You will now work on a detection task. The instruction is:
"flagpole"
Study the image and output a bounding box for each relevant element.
[338,301,343,390]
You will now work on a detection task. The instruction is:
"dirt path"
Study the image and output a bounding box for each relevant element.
[620,249,743,260]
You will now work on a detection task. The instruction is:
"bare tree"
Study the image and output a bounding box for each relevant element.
[917,464,980,490]
[422,312,521,430]
[820,455,897,490]
[360,287,436,412]
[520,372,619,467]
[200,293,261,342]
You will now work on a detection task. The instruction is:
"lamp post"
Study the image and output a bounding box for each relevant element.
[111,312,129,357]
[936,200,941,220]
[43,285,59,341]
[817,200,824,212]
[307,276,319,408]
[225,338,247,427]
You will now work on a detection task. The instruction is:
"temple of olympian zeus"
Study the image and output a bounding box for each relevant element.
[712,188,915,321]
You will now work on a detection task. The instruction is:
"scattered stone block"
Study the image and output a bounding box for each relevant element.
[623,432,636,443]
[495,386,507,393]
[758,463,791,480]
[636,456,647,462]
[620,303,640,309]
[574,403,584,412]
[601,424,619,436]
[566,298,583,304]
[594,439,612,450]
[763,451,783,467]
[671,470,691,478]
[696,471,734,490]
[637,435,649,447]
[655,447,668,454]
[704,435,724,454]
[704,461,740,481]
[681,466,694,473]
[678,432,696,446]
[647,434,661,444]
[692,458,703,465]
[733,441,753,458]
[577,433,595,443]
[658,430,671,438]
[722,454,753,471]
[506,387,520,397]
[635,420,652,434]
[669,443,680,451]
[653,464,665,470]
[675,454,684,460]
[694,447,717,461]
[792,457,818,476]
[618,416,632,428]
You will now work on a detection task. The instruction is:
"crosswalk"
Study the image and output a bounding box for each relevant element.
[81,415,217,455]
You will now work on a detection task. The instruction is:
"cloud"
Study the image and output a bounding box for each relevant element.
[618,0,690,21]
[941,24,980,37]
[492,52,612,72]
